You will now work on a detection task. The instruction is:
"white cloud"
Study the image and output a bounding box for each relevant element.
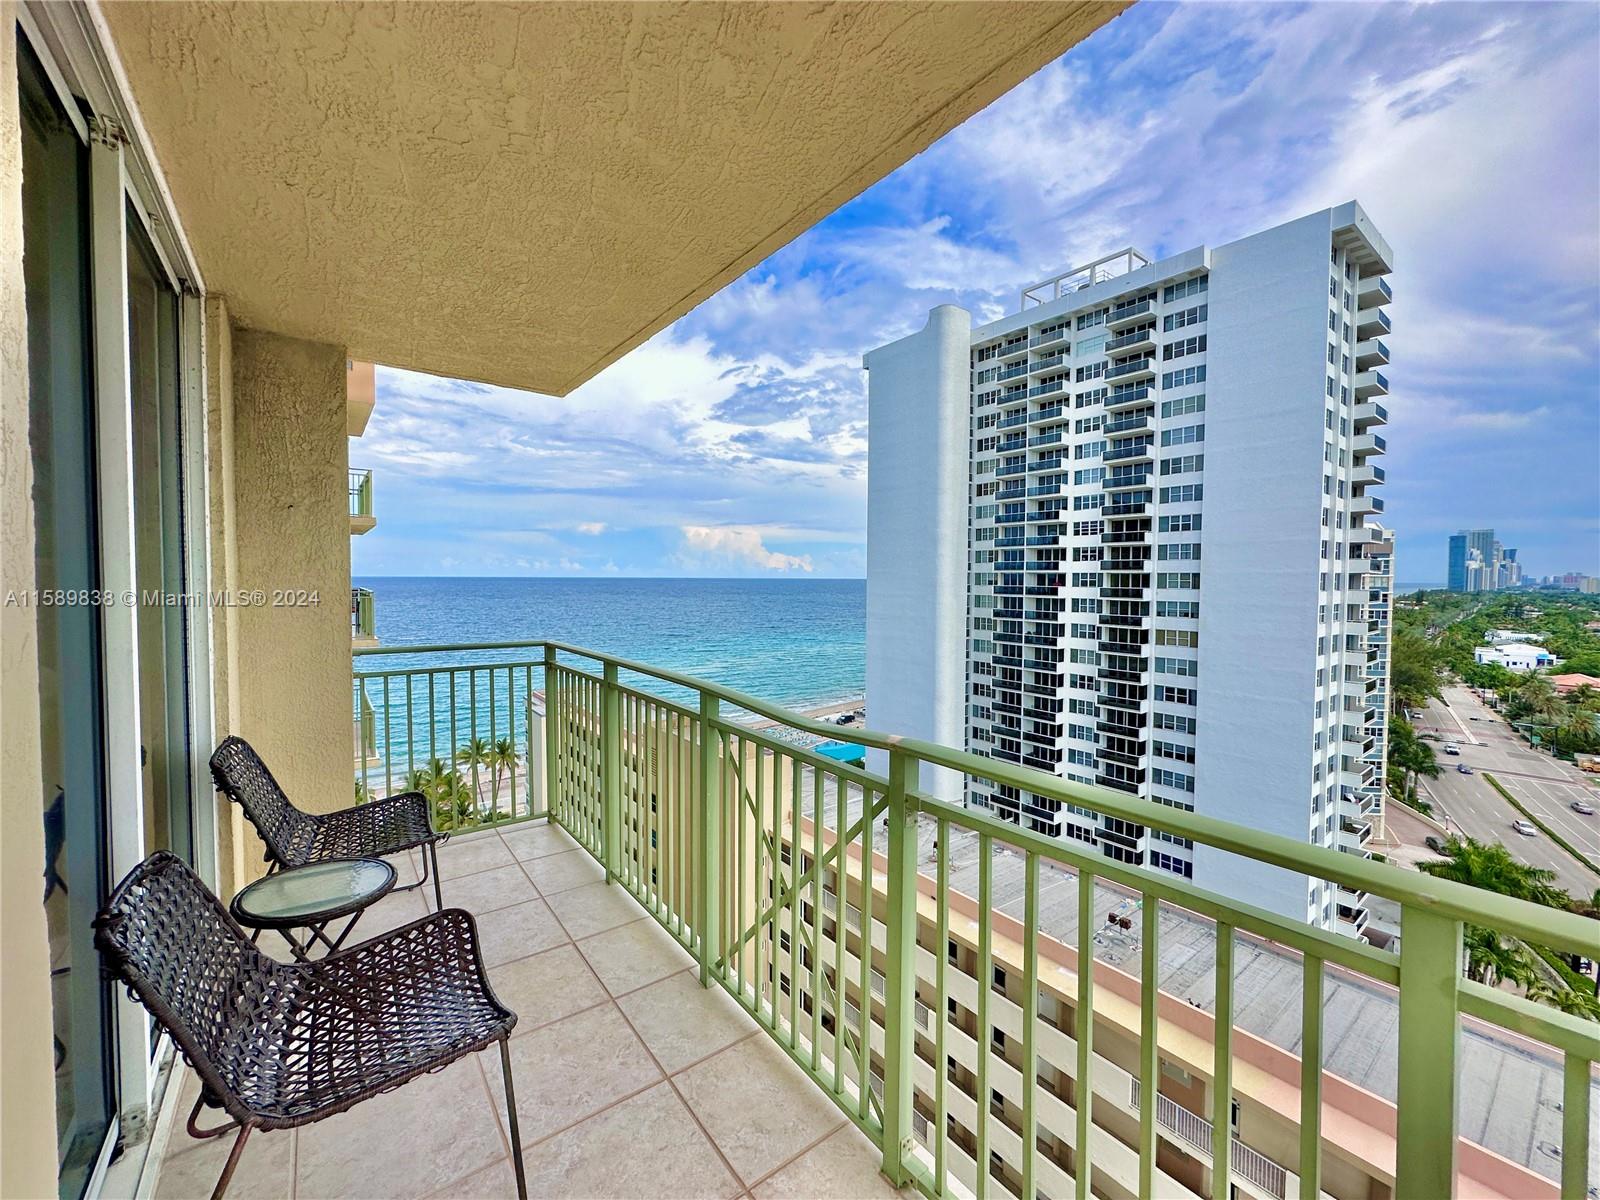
[575,522,607,535]
[679,526,814,573]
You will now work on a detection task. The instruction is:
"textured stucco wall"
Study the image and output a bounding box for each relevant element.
[99,2,1127,396]
[231,329,352,825]
[204,298,252,893]
[0,9,64,1194]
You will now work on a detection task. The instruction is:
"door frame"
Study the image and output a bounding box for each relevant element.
[16,0,217,1166]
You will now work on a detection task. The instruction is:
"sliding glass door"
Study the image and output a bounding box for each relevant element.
[127,215,195,866]
[19,33,116,1200]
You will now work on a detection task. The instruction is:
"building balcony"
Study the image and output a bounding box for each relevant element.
[1355,338,1389,370]
[349,467,376,534]
[1102,470,1152,492]
[1355,307,1391,340]
[1103,439,1154,464]
[1103,412,1153,437]
[1027,379,1066,399]
[1350,494,1384,516]
[1105,298,1154,330]
[1357,275,1393,309]
[1354,370,1388,399]
[1029,352,1067,374]
[1104,385,1152,411]
[1103,325,1157,356]
[997,409,1030,430]
[100,634,1600,1200]
[1351,432,1386,458]
[1105,356,1156,384]
[1030,403,1066,424]
[351,586,377,648]
[1030,326,1070,350]
[1352,402,1388,430]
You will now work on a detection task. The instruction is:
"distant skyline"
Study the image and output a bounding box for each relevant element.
[353,2,1600,581]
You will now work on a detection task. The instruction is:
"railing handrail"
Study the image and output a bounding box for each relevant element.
[352,637,1599,956]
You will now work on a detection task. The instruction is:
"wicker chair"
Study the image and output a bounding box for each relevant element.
[210,735,445,910]
[94,852,526,1199]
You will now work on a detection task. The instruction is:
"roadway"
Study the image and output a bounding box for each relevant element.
[1412,684,1600,899]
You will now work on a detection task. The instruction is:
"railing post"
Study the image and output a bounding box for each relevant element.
[880,748,919,1186]
[601,662,622,884]
[1395,904,1462,1200]
[542,645,559,824]
[697,691,721,987]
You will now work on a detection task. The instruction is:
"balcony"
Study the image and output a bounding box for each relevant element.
[1029,352,1067,374]
[1356,306,1391,340]
[351,586,377,648]
[1357,275,1392,309]
[1352,402,1388,430]
[1102,470,1152,492]
[1030,326,1069,349]
[1102,412,1153,437]
[1104,356,1156,384]
[1354,370,1388,399]
[1103,439,1154,464]
[1104,385,1152,411]
[1352,432,1386,457]
[1355,338,1389,370]
[349,467,376,534]
[161,639,1600,1200]
[166,817,900,1200]
[1105,298,1154,330]
[1103,325,1156,356]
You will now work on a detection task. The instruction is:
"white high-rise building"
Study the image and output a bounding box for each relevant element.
[866,202,1395,934]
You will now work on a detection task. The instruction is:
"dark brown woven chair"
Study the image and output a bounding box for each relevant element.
[94,852,526,1199]
[210,735,445,910]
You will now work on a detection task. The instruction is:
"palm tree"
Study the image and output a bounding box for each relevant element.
[1527,977,1600,1021]
[1460,925,1537,988]
[455,737,493,818]
[1419,837,1566,908]
[488,737,520,818]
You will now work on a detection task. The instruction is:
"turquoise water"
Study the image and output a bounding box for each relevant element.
[355,576,866,711]
[352,577,866,790]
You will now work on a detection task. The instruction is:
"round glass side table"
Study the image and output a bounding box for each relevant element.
[230,857,396,961]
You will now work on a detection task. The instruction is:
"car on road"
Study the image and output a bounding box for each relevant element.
[1572,799,1596,816]
[1424,835,1447,854]
[1444,743,1460,755]
[1511,820,1538,837]
[1456,763,1474,774]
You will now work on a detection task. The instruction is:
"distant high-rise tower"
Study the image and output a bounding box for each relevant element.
[866,202,1394,936]
[1447,528,1516,592]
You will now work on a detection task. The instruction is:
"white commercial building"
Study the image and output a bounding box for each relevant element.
[1474,643,1559,672]
[866,203,1395,934]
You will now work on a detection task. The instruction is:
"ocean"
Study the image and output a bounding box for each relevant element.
[355,576,867,713]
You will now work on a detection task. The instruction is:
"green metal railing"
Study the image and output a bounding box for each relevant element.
[350,587,376,641]
[348,467,373,520]
[354,640,1599,1200]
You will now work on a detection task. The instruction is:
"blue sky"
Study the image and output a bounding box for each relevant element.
[354,2,1599,584]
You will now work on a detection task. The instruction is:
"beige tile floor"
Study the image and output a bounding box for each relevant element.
[154,822,911,1200]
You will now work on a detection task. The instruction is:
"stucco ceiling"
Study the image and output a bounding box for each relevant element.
[101,1,1126,396]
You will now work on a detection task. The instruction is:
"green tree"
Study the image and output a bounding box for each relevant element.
[1389,630,1442,714]
[1385,715,1439,809]
[455,737,493,819]
[1419,836,1566,908]
[487,737,519,818]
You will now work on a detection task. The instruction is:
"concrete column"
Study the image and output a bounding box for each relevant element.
[863,304,973,802]
[230,328,352,824]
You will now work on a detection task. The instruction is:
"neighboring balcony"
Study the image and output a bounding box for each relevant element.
[349,466,376,534]
[1351,432,1386,457]
[1105,297,1154,330]
[1356,275,1392,309]
[1350,494,1385,516]
[1105,356,1156,384]
[1355,306,1391,340]
[1103,324,1156,356]
[1354,370,1388,399]
[350,586,377,647]
[1355,338,1389,370]
[1352,402,1388,430]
